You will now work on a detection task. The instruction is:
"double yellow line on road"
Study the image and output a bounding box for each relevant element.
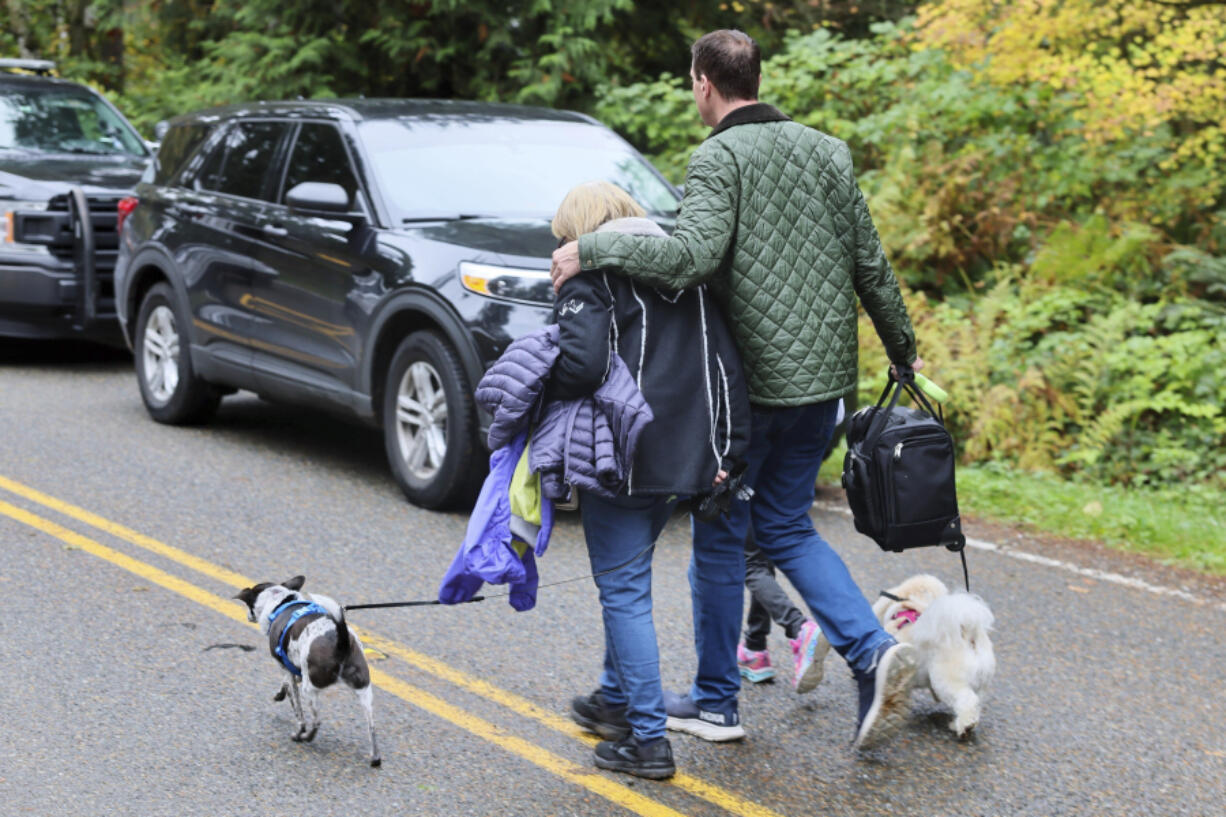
[0,474,788,817]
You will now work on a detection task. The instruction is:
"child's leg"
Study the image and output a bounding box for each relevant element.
[744,595,772,652]
[744,532,808,641]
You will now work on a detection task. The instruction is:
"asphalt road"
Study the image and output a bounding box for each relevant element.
[2,340,1223,817]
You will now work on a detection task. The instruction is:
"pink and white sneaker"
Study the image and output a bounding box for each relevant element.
[737,642,776,683]
[790,620,830,694]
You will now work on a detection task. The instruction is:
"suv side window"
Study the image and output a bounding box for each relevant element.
[281,123,359,208]
[201,121,288,201]
[155,123,211,186]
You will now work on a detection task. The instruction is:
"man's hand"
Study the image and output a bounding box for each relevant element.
[713,469,727,487]
[550,241,581,293]
[891,356,925,379]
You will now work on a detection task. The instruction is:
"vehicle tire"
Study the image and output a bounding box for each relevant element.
[134,282,220,425]
[382,331,481,509]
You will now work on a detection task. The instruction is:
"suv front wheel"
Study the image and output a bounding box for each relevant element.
[382,331,480,509]
[135,282,220,424]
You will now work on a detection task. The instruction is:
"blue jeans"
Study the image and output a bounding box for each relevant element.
[580,491,676,742]
[688,399,892,708]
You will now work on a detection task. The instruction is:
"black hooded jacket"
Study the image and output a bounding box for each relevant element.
[549,217,751,496]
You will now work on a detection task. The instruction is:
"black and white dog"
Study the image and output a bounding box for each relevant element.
[234,575,381,767]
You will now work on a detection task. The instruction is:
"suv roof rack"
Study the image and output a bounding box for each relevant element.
[0,58,57,76]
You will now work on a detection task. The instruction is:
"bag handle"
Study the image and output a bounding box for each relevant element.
[862,374,906,452]
[864,365,948,449]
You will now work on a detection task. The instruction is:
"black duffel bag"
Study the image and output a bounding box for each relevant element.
[842,369,966,554]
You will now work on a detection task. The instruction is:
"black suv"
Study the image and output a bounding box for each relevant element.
[0,59,151,344]
[114,99,679,508]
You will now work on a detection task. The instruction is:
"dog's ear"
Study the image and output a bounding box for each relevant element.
[870,593,892,622]
[283,575,306,591]
[233,587,258,608]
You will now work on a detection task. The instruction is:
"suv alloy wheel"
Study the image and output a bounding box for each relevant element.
[382,331,480,509]
[134,283,220,424]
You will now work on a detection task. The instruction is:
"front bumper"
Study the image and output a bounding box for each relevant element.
[0,253,121,343]
[1,188,123,344]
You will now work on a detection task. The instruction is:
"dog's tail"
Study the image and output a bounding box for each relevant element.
[912,591,995,682]
[309,593,352,659]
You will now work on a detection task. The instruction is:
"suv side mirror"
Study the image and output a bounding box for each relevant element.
[154,120,170,140]
[286,181,353,215]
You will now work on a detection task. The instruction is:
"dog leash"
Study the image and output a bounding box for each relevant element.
[343,540,657,613]
[878,549,971,602]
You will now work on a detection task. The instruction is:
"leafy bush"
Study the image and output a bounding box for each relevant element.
[858,220,1226,489]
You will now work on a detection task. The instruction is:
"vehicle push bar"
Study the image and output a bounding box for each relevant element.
[67,186,100,329]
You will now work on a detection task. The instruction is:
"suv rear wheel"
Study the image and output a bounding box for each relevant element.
[135,282,220,424]
[382,331,480,509]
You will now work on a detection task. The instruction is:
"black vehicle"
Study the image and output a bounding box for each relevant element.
[114,98,679,508]
[0,59,152,344]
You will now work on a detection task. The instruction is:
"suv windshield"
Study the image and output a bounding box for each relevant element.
[359,117,679,222]
[0,85,147,156]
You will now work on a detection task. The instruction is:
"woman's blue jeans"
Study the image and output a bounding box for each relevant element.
[688,399,892,708]
[580,491,676,742]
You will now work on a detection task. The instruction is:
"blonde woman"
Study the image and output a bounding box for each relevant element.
[549,181,750,779]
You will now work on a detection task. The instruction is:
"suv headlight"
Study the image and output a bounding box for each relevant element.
[459,261,554,306]
[2,200,50,247]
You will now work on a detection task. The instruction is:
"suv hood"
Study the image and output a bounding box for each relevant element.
[0,154,149,200]
[402,215,677,263]
[404,218,558,262]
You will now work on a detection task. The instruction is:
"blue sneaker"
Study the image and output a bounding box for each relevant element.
[663,690,746,742]
[852,640,917,750]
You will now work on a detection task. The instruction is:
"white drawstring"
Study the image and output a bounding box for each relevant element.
[629,281,648,394]
[697,289,721,467]
[716,352,732,459]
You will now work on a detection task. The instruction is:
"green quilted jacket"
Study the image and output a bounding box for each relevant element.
[578,103,916,406]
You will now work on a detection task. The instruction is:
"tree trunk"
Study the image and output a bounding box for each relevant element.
[65,0,91,58]
[4,0,38,59]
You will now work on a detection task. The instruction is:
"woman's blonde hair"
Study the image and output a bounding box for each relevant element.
[551,181,646,243]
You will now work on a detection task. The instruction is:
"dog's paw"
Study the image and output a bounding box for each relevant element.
[370,756,382,768]
[302,725,319,743]
[273,687,288,702]
[291,725,309,742]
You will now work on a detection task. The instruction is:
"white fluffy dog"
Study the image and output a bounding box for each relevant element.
[871,574,995,738]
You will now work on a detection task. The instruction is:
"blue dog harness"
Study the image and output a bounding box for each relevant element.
[269,599,329,677]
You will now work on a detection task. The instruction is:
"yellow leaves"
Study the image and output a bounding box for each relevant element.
[915,0,1226,172]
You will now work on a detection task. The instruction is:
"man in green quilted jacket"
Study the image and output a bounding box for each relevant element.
[552,29,924,755]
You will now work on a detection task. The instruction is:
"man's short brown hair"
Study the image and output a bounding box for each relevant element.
[691,29,760,102]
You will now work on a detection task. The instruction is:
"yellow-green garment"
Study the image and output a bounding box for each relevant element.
[508,440,542,558]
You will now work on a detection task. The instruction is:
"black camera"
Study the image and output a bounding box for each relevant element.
[693,463,753,523]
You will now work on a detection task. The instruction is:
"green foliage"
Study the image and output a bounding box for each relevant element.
[4,0,916,133]
[956,463,1226,574]
[876,224,1226,491]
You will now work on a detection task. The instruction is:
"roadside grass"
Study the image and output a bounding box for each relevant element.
[818,448,1226,575]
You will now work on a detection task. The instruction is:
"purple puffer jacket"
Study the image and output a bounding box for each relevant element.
[477,327,562,451]
[437,429,552,610]
[474,326,654,499]
[529,356,652,499]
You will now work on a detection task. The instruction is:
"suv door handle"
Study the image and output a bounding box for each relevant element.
[263,224,289,238]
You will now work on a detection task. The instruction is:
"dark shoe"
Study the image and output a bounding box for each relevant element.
[853,640,917,750]
[663,690,745,741]
[593,735,675,780]
[571,690,631,741]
